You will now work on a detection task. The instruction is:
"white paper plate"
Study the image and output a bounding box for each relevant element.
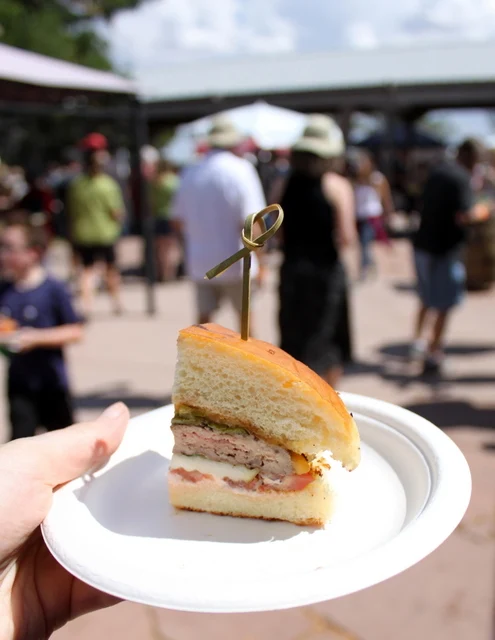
[42,392,471,613]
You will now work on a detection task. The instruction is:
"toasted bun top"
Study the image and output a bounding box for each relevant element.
[173,323,360,470]
[183,323,351,417]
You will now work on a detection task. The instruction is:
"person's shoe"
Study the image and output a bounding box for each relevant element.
[409,339,427,360]
[422,351,445,375]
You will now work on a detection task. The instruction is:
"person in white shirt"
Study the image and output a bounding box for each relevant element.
[350,150,393,279]
[172,116,266,329]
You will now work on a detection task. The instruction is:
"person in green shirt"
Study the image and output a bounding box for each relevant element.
[150,159,180,281]
[67,149,124,317]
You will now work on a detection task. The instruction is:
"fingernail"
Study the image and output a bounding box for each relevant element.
[99,402,126,421]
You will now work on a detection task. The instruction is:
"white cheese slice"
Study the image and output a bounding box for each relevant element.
[170,454,259,482]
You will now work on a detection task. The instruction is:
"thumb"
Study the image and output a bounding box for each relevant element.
[23,402,130,488]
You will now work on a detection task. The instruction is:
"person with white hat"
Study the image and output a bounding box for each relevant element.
[171,115,266,329]
[271,114,357,387]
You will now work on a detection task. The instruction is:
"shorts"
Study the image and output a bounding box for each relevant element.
[8,387,74,440]
[195,280,246,317]
[414,248,465,311]
[155,218,173,236]
[73,244,116,267]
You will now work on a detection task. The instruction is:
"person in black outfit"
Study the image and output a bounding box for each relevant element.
[271,115,357,388]
[411,139,481,372]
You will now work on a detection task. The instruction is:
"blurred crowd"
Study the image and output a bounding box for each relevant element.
[0,113,494,441]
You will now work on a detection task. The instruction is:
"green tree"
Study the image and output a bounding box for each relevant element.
[0,0,146,70]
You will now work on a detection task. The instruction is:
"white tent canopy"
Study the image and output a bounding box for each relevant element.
[163,101,307,165]
[0,43,135,94]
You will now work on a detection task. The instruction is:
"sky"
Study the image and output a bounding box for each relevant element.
[109,0,495,71]
[107,0,495,139]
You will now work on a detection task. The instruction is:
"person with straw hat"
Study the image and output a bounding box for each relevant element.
[270,114,357,387]
[171,115,266,329]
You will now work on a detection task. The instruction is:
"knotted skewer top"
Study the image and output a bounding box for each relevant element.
[205,204,284,340]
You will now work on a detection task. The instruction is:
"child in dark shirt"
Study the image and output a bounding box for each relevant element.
[0,219,83,439]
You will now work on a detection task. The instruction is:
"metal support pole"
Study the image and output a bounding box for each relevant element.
[338,108,352,145]
[382,85,401,187]
[383,107,396,186]
[130,99,156,316]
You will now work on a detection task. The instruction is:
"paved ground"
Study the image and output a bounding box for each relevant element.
[1,239,493,640]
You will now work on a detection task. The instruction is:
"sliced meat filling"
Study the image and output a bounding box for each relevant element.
[172,423,294,478]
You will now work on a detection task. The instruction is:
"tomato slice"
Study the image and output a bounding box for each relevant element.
[283,473,315,491]
[171,468,212,483]
[228,473,315,492]
[171,468,315,492]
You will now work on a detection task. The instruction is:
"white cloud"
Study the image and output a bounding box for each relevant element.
[346,22,379,49]
[108,0,495,77]
[399,0,495,42]
[110,0,297,74]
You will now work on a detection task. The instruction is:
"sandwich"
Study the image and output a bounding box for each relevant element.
[168,324,360,527]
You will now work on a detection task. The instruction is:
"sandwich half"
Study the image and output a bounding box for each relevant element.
[168,324,360,527]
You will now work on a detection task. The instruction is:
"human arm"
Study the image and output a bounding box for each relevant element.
[169,172,188,237]
[453,171,480,225]
[12,282,83,353]
[268,175,287,206]
[11,324,83,353]
[265,175,287,249]
[110,208,124,223]
[0,403,129,639]
[457,203,492,225]
[322,172,357,248]
[106,180,125,223]
[170,188,185,241]
[378,175,394,219]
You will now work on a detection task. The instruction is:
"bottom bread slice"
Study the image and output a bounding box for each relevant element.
[168,473,333,527]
